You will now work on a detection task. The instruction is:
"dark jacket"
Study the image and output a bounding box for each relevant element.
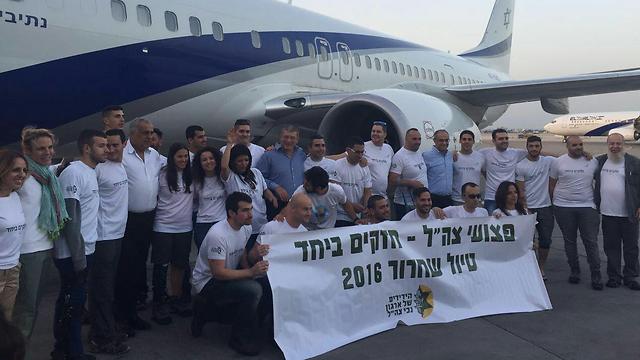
[594,153,640,223]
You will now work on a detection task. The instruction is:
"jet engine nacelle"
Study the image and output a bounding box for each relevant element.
[609,126,640,141]
[318,89,481,154]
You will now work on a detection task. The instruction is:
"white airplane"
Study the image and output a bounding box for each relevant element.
[3,0,640,156]
[545,112,640,141]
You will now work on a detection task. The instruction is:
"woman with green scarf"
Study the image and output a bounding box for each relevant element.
[13,128,70,338]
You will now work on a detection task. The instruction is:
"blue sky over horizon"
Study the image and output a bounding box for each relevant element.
[288,0,640,128]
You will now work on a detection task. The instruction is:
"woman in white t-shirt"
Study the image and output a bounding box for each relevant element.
[151,143,194,324]
[221,130,278,240]
[493,181,528,218]
[192,147,226,250]
[0,150,28,320]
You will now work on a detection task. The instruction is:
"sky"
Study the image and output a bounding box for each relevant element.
[285,0,640,129]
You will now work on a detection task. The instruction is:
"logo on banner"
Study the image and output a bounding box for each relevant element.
[414,284,434,319]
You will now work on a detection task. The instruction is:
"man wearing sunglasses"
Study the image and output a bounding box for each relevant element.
[364,121,394,197]
[442,182,488,218]
[335,137,372,227]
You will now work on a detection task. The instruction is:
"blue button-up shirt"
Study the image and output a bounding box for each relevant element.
[256,145,307,198]
[422,146,453,196]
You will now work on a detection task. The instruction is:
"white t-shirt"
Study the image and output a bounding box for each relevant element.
[515,156,554,208]
[364,141,394,196]
[195,177,227,223]
[443,205,488,218]
[220,143,265,168]
[492,208,524,217]
[600,159,627,217]
[96,161,129,241]
[452,151,484,202]
[335,158,372,221]
[192,220,252,293]
[153,169,194,233]
[401,209,438,222]
[56,161,100,258]
[480,148,527,201]
[304,157,339,182]
[17,176,52,254]
[390,147,428,206]
[257,219,307,244]
[223,169,268,234]
[293,184,346,229]
[0,192,26,269]
[549,155,598,208]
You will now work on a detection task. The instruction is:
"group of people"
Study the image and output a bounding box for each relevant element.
[0,104,639,359]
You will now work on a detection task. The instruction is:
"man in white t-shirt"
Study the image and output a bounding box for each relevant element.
[515,135,555,280]
[220,119,265,167]
[358,195,391,225]
[190,192,269,356]
[549,136,602,290]
[594,134,640,290]
[389,128,429,219]
[452,130,484,205]
[402,187,440,222]
[479,128,528,214]
[293,167,355,229]
[442,182,489,219]
[88,129,130,354]
[335,137,372,227]
[304,134,339,182]
[364,121,395,196]
[53,129,107,359]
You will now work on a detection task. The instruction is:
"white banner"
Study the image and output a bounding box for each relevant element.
[263,214,552,360]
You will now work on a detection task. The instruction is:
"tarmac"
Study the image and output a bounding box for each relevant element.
[25,135,640,360]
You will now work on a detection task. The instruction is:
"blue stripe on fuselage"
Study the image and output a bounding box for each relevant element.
[584,119,634,136]
[0,31,426,145]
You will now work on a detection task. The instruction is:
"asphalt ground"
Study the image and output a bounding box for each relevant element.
[25,135,640,360]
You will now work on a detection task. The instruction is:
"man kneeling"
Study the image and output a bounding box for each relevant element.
[191,192,269,356]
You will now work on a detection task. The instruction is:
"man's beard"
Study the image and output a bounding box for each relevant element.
[608,150,625,162]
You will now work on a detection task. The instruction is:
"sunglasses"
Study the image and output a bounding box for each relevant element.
[347,147,365,154]
[466,194,482,199]
[373,121,387,127]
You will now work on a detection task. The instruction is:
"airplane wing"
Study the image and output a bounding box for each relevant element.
[445,69,640,113]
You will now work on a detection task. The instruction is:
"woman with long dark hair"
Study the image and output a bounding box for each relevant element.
[192,147,226,250]
[0,150,28,321]
[151,143,193,325]
[493,181,528,217]
[221,129,277,239]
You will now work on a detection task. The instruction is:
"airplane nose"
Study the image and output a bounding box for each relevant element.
[543,123,552,132]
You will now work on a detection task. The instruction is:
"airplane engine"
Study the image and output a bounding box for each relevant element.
[609,126,640,142]
[318,89,481,154]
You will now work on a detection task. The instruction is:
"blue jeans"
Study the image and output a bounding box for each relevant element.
[484,200,497,215]
[53,255,93,357]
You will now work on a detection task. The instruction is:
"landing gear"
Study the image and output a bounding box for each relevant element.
[562,136,568,143]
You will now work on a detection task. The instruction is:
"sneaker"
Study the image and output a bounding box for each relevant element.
[606,279,621,288]
[169,296,193,317]
[591,281,604,291]
[624,279,640,291]
[88,339,130,355]
[152,301,173,325]
[229,336,260,356]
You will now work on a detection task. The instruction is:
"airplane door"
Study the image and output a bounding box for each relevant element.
[315,37,333,80]
[336,42,353,82]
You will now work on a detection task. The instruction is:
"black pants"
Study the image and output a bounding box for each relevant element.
[53,255,93,357]
[115,211,155,321]
[602,215,640,282]
[431,194,453,209]
[198,276,271,340]
[89,239,121,342]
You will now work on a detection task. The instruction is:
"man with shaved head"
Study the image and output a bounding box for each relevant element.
[550,136,602,290]
[594,133,640,290]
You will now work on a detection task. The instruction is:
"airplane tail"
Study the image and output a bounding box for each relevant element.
[459,0,515,74]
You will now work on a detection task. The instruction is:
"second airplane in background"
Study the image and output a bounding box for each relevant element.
[545,112,640,142]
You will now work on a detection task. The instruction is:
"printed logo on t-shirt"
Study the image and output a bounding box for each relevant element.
[213,246,222,254]
[313,204,329,222]
[602,168,620,174]
[370,158,389,164]
[414,163,424,170]
[6,224,26,233]
[113,179,128,188]
[565,169,585,174]
[66,185,78,193]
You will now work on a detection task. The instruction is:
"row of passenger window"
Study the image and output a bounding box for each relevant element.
[110,0,483,86]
